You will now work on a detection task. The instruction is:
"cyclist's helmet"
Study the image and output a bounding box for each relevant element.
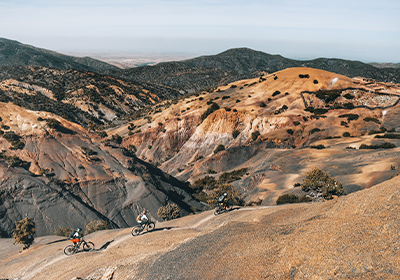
[76,227,81,232]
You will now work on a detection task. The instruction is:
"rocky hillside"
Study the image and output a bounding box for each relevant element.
[0,103,204,237]
[106,48,400,93]
[0,38,118,71]
[116,67,400,205]
[1,175,400,279]
[0,65,182,126]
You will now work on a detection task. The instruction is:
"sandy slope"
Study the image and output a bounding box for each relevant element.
[2,174,400,279]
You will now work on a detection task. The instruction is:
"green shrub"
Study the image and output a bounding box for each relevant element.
[12,218,35,249]
[260,102,267,107]
[375,133,400,139]
[218,168,248,184]
[293,121,300,126]
[339,114,359,121]
[276,194,299,205]
[313,80,318,84]
[111,134,123,144]
[85,220,110,234]
[286,129,294,135]
[310,144,325,149]
[193,176,217,191]
[10,140,25,150]
[158,203,180,221]
[45,118,61,129]
[201,102,220,120]
[310,128,321,135]
[97,131,108,138]
[251,131,260,141]
[301,168,345,200]
[81,147,97,156]
[232,130,240,139]
[214,144,225,154]
[359,142,396,149]
[2,131,20,142]
[299,74,310,78]
[363,117,381,124]
[343,132,351,137]
[272,90,281,97]
[315,89,341,103]
[55,227,73,237]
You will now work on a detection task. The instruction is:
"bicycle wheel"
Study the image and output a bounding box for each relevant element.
[83,241,94,251]
[64,245,76,256]
[214,207,221,216]
[146,222,155,232]
[131,225,142,236]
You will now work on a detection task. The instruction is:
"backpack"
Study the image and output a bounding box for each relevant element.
[68,230,76,239]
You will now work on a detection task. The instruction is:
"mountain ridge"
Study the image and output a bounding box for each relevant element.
[0,38,118,72]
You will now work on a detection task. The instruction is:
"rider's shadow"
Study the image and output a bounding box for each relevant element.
[96,240,114,251]
[137,226,176,236]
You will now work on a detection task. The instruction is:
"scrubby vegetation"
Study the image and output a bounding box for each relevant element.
[300,168,345,200]
[363,117,381,124]
[272,90,281,97]
[232,130,240,139]
[359,142,396,149]
[85,220,110,234]
[214,144,225,154]
[157,203,180,221]
[201,102,220,120]
[375,133,400,139]
[276,194,312,205]
[251,131,260,141]
[339,114,359,122]
[55,227,73,237]
[191,168,248,204]
[207,184,244,208]
[12,218,35,250]
[315,89,342,103]
[299,74,310,78]
[310,144,325,149]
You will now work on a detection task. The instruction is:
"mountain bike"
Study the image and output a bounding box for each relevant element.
[214,202,232,215]
[64,238,95,256]
[131,220,155,236]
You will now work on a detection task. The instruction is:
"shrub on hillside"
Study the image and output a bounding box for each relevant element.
[301,168,345,200]
[343,132,351,137]
[232,130,240,139]
[85,220,110,235]
[276,194,299,205]
[201,102,220,120]
[55,227,73,237]
[158,203,180,221]
[363,117,381,124]
[207,184,244,208]
[272,90,281,97]
[251,131,260,141]
[286,129,294,135]
[12,218,35,250]
[214,144,225,154]
[359,142,396,149]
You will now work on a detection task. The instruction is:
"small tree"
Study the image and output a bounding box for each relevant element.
[214,144,225,154]
[85,220,110,234]
[158,203,181,221]
[276,194,299,205]
[301,168,345,200]
[12,218,35,249]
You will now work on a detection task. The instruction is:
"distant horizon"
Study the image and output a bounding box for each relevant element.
[1,0,399,63]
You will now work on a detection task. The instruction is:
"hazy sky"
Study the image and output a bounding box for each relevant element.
[1,0,399,62]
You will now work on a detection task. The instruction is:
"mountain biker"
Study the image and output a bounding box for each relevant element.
[68,227,82,246]
[218,193,228,209]
[137,210,149,228]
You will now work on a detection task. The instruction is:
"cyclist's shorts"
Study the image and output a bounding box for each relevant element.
[70,238,79,243]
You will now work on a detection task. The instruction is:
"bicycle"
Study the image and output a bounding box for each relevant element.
[214,202,232,215]
[131,220,155,236]
[64,238,95,256]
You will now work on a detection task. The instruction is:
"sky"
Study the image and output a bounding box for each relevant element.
[0,0,399,63]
